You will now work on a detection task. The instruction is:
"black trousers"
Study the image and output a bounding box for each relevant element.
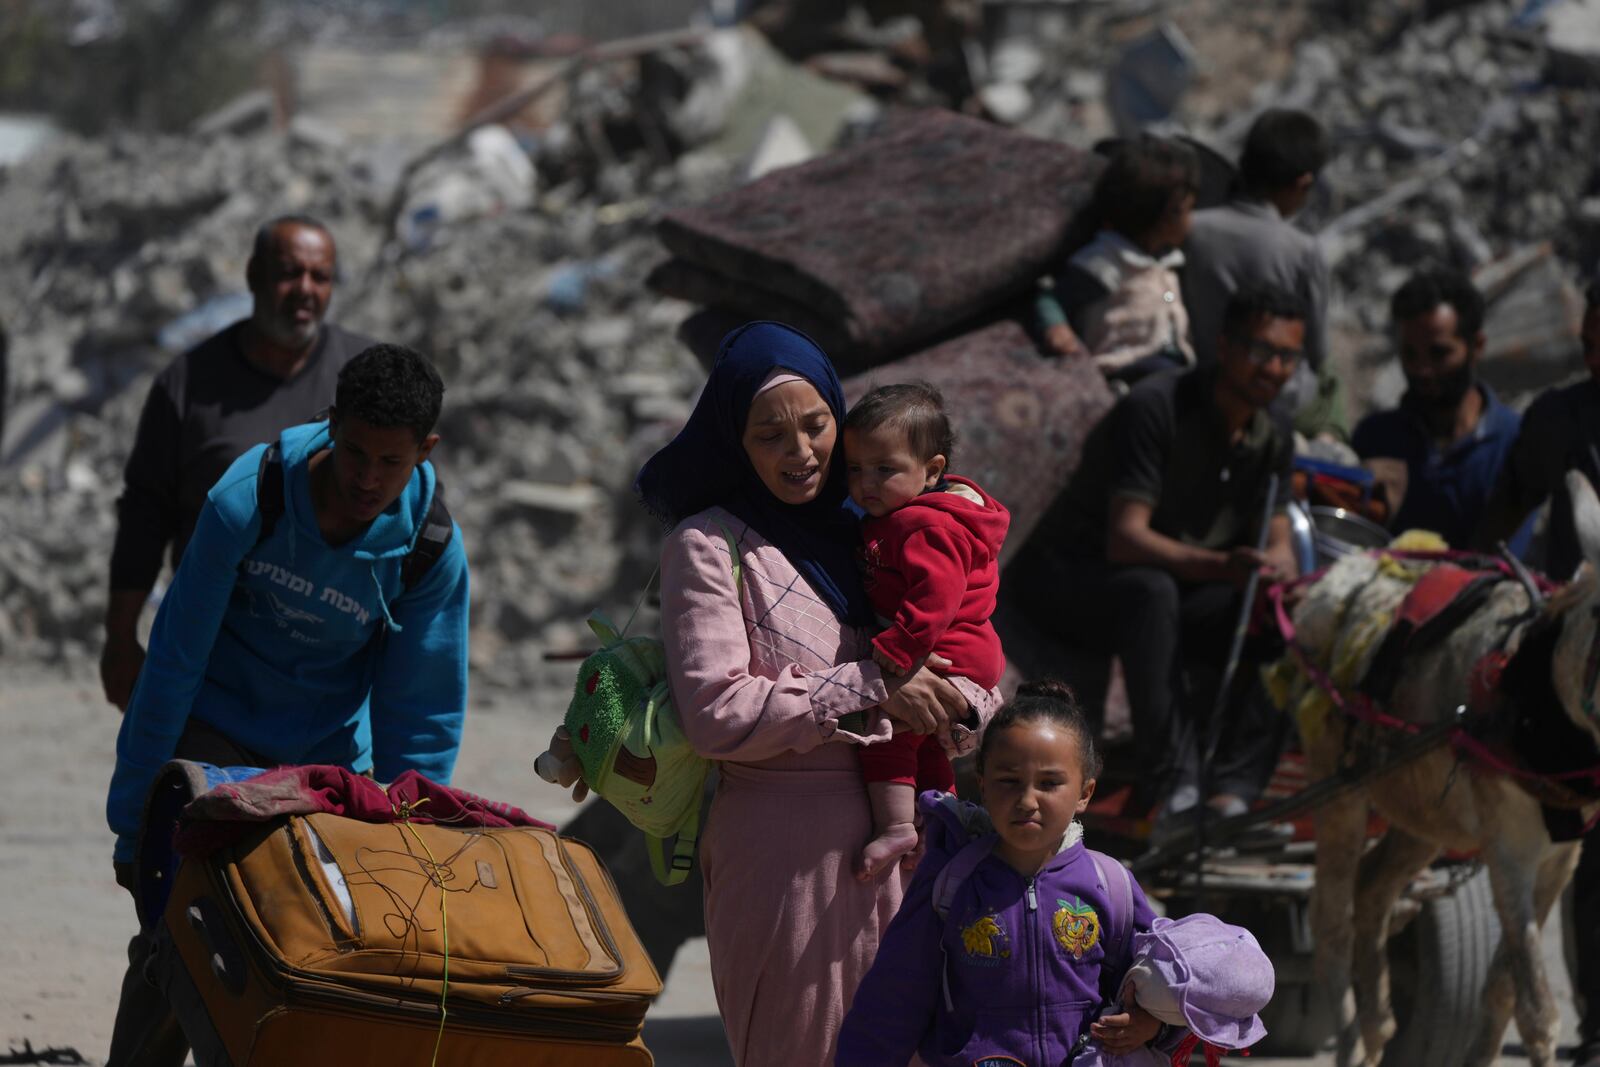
[108,721,265,1067]
[1013,550,1287,811]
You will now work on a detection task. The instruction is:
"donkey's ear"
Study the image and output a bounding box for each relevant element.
[1567,470,1600,569]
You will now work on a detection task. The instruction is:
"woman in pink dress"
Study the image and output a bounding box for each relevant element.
[548,322,1001,1066]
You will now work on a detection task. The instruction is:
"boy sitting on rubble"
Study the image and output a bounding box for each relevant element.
[1035,135,1202,389]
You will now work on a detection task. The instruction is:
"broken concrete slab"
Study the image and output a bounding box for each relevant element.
[691,26,870,166]
[743,113,813,181]
[1534,0,1600,86]
[499,480,606,516]
[191,89,276,139]
[1106,22,1197,135]
[1474,243,1586,394]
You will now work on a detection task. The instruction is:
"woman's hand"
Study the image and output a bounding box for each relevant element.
[1089,1004,1162,1054]
[534,726,590,803]
[881,655,968,735]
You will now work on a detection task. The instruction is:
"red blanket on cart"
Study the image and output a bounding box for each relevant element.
[173,764,552,857]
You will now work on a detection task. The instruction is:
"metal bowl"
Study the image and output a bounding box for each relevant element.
[1310,505,1391,566]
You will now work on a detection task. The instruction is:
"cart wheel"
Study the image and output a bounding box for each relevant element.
[1380,866,1500,1067]
[1256,977,1335,1056]
[1200,896,1332,1056]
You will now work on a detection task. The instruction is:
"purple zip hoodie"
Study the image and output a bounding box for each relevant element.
[837,791,1160,1067]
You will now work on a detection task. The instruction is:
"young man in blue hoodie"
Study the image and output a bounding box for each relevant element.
[104,342,469,1067]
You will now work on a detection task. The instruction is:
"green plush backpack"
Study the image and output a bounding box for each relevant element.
[562,525,739,885]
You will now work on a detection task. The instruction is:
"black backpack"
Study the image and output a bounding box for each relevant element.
[252,442,453,593]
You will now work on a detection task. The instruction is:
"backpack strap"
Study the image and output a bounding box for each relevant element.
[252,441,453,593]
[254,443,286,547]
[1089,849,1136,984]
[618,520,742,888]
[636,524,737,888]
[646,802,701,887]
[713,520,742,592]
[400,485,453,593]
[929,836,996,1011]
[931,836,997,920]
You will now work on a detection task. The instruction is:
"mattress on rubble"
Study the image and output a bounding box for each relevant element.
[842,319,1114,557]
[655,109,1102,364]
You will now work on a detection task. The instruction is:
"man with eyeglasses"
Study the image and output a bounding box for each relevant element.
[1012,285,1302,838]
[1353,269,1520,549]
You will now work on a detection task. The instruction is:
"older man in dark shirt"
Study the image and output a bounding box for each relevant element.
[100,215,374,711]
[1013,285,1303,831]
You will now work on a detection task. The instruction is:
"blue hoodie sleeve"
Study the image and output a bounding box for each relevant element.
[368,520,469,784]
[106,476,258,862]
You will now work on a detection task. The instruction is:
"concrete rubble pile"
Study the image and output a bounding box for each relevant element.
[967,0,1600,404]
[0,126,381,665]
[0,117,726,689]
[5,0,1600,685]
[1265,0,1600,404]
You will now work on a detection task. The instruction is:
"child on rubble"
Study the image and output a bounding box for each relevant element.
[836,681,1192,1066]
[1035,135,1202,388]
[841,383,1009,880]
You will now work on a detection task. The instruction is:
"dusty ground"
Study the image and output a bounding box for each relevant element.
[0,665,1581,1066]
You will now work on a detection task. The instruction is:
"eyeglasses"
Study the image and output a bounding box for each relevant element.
[1241,339,1303,367]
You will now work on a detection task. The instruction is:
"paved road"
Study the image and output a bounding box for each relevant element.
[0,667,1581,1066]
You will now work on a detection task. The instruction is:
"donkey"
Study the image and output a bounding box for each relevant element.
[1279,470,1600,1067]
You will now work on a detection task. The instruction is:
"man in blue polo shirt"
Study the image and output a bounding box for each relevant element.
[1353,269,1520,547]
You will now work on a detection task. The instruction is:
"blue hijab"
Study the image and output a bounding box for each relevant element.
[635,321,873,627]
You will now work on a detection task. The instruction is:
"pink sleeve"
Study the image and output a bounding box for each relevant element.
[941,676,1003,758]
[661,522,892,762]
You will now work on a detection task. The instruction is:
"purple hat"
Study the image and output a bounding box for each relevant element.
[1074,914,1273,1067]
[1132,914,1273,1048]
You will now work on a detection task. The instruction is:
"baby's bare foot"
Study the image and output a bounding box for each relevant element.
[856,821,920,881]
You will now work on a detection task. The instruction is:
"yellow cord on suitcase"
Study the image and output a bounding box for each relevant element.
[394,798,450,1067]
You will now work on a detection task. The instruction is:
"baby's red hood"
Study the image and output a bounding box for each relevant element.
[896,474,1010,556]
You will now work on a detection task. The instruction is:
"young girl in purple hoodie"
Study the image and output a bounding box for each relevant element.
[837,681,1182,1067]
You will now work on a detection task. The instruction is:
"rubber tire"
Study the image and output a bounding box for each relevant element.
[1379,866,1501,1066]
[1256,979,1336,1056]
[1225,898,1332,1057]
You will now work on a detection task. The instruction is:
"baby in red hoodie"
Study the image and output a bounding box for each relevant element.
[843,383,1010,879]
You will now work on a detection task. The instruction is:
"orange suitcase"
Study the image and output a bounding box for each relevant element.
[154,813,661,1066]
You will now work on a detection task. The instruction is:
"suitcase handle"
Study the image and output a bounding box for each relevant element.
[185,896,248,997]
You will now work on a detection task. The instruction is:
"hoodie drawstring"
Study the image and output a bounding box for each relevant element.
[371,565,401,633]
